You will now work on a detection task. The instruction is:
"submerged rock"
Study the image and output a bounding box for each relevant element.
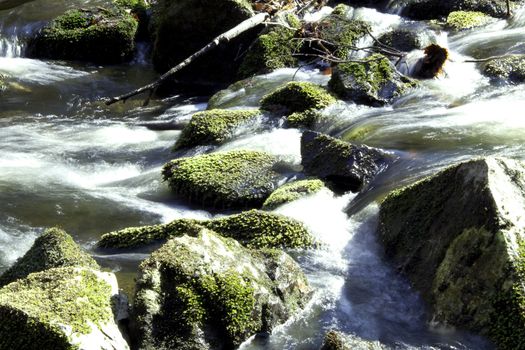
[132,229,312,349]
[173,109,261,150]
[379,157,525,349]
[0,267,128,350]
[162,150,283,209]
[98,209,315,249]
[320,330,385,350]
[262,179,325,210]
[27,7,138,64]
[150,0,256,83]
[301,131,392,192]
[483,55,525,84]
[401,0,514,20]
[445,11,492,31]
[328,54,415,106]
[0,227,98,287]
[260,81,336,115]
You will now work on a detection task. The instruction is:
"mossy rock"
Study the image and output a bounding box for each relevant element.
[162,150,283,209]
[262,179,325,210]
[0,227,98,287]
[27,7,138,64]
[238,15,301,78]
[301,131,392,192]
[446,11,492,31]
[260,81,336,115]
[174,109,260,150]
[402,0,516,20]
[98,209,315,249]
[483,55,525,84]
[379,157,525,349]
[0,267,128,350]
[329,53,415,106]
[285,109,324,129]
[377,29,425,52]
[320,330,386,350]
[150,0,256,82]
[132,229,312,349]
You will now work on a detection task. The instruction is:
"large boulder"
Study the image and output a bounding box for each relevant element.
[162,150,283,209]
[0,227,98,287]
[401,0,517,20]
[482,55,525,84]
[26,7,138,64]
[0,266,129,350]
[328,53,415,106]
[262,179,325,210]
[379,157,525,349]
[98,209,315,249]
[174,109,261,150]
[150,0,256,83]
[301,131,393,192]
[132,229,312,349]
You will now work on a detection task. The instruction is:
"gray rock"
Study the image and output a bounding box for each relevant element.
[483,55,525,84]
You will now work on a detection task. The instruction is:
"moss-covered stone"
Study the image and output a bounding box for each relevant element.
[98,209,315,249]
[150,0,256,82]
[132,229,311,349]
[162,150,282,209]
[174,109,260,150]
[301,131,392,192]
[262,179,325,210]
[329,53,414,106]
[27,7,138,64]
[483,55,525,84]
[320,330,386,350]
[378,157,525,349]
[0,267,127,350]
[238,15,301,78]
[402,0,516,20]
[377,29,425,52]
[446,11,492,30]
[0,227,98,287]
[260,81,336,115]
[285,109,323,129]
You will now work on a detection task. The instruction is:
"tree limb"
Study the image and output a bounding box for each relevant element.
[104,12,269,106]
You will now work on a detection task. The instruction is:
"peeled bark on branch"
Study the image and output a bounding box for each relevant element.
[104,12,269,106]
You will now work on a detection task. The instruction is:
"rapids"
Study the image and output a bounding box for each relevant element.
[2,1,524,348]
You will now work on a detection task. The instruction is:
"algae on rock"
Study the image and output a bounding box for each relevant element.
[162,150,283,209]
[379,157,525,349]
[0,227,98,287]
[132,229,311,349]
[174,109,261,150]
[262,179,325,210]
[446,11,492,31]
[98,209,315,250]
[0,267,128,350]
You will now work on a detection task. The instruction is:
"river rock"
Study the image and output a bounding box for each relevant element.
[328,53,415,106]
[132,228,312,349]
[301,131,392,192]
[26,7,138,64]
[379,157,525,349]
[260,81,336,115]
[377,29,426,52]
[262,179,325,210]
[174,109,261,150]
[445,11,492,31]
[98,209,315,249]
[162,150,283,209]
[0,227,98,287]
[150,0,256,83]
[401,0,515,20]
[482,55,525,84]
[320,330,385,350]
[0,266,129,350]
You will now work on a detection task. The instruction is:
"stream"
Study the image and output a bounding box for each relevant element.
[2,1,525,349]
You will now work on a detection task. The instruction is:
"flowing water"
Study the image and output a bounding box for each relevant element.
[1,1,524,349]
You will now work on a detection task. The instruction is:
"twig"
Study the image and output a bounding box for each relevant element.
[104,12,269,106]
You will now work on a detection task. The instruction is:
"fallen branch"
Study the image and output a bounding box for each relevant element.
[104,12,269,106]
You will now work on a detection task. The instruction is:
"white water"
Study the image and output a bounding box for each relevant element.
[1,0,524,348]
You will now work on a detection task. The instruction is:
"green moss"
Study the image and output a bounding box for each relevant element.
[260,81,335,114]
[162,150,281,209]
[27,8,138,64]
[98,209,315,249]
[285,109,323,129]
[238,19,300,78]
[484,55,525,83]
[174,109,260,150]
[0,267,113,349]
[262,179,324,210]
[446,11,491,31]
[0,227,98,287]
[114,0,149,12]
[332,4,350,17]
